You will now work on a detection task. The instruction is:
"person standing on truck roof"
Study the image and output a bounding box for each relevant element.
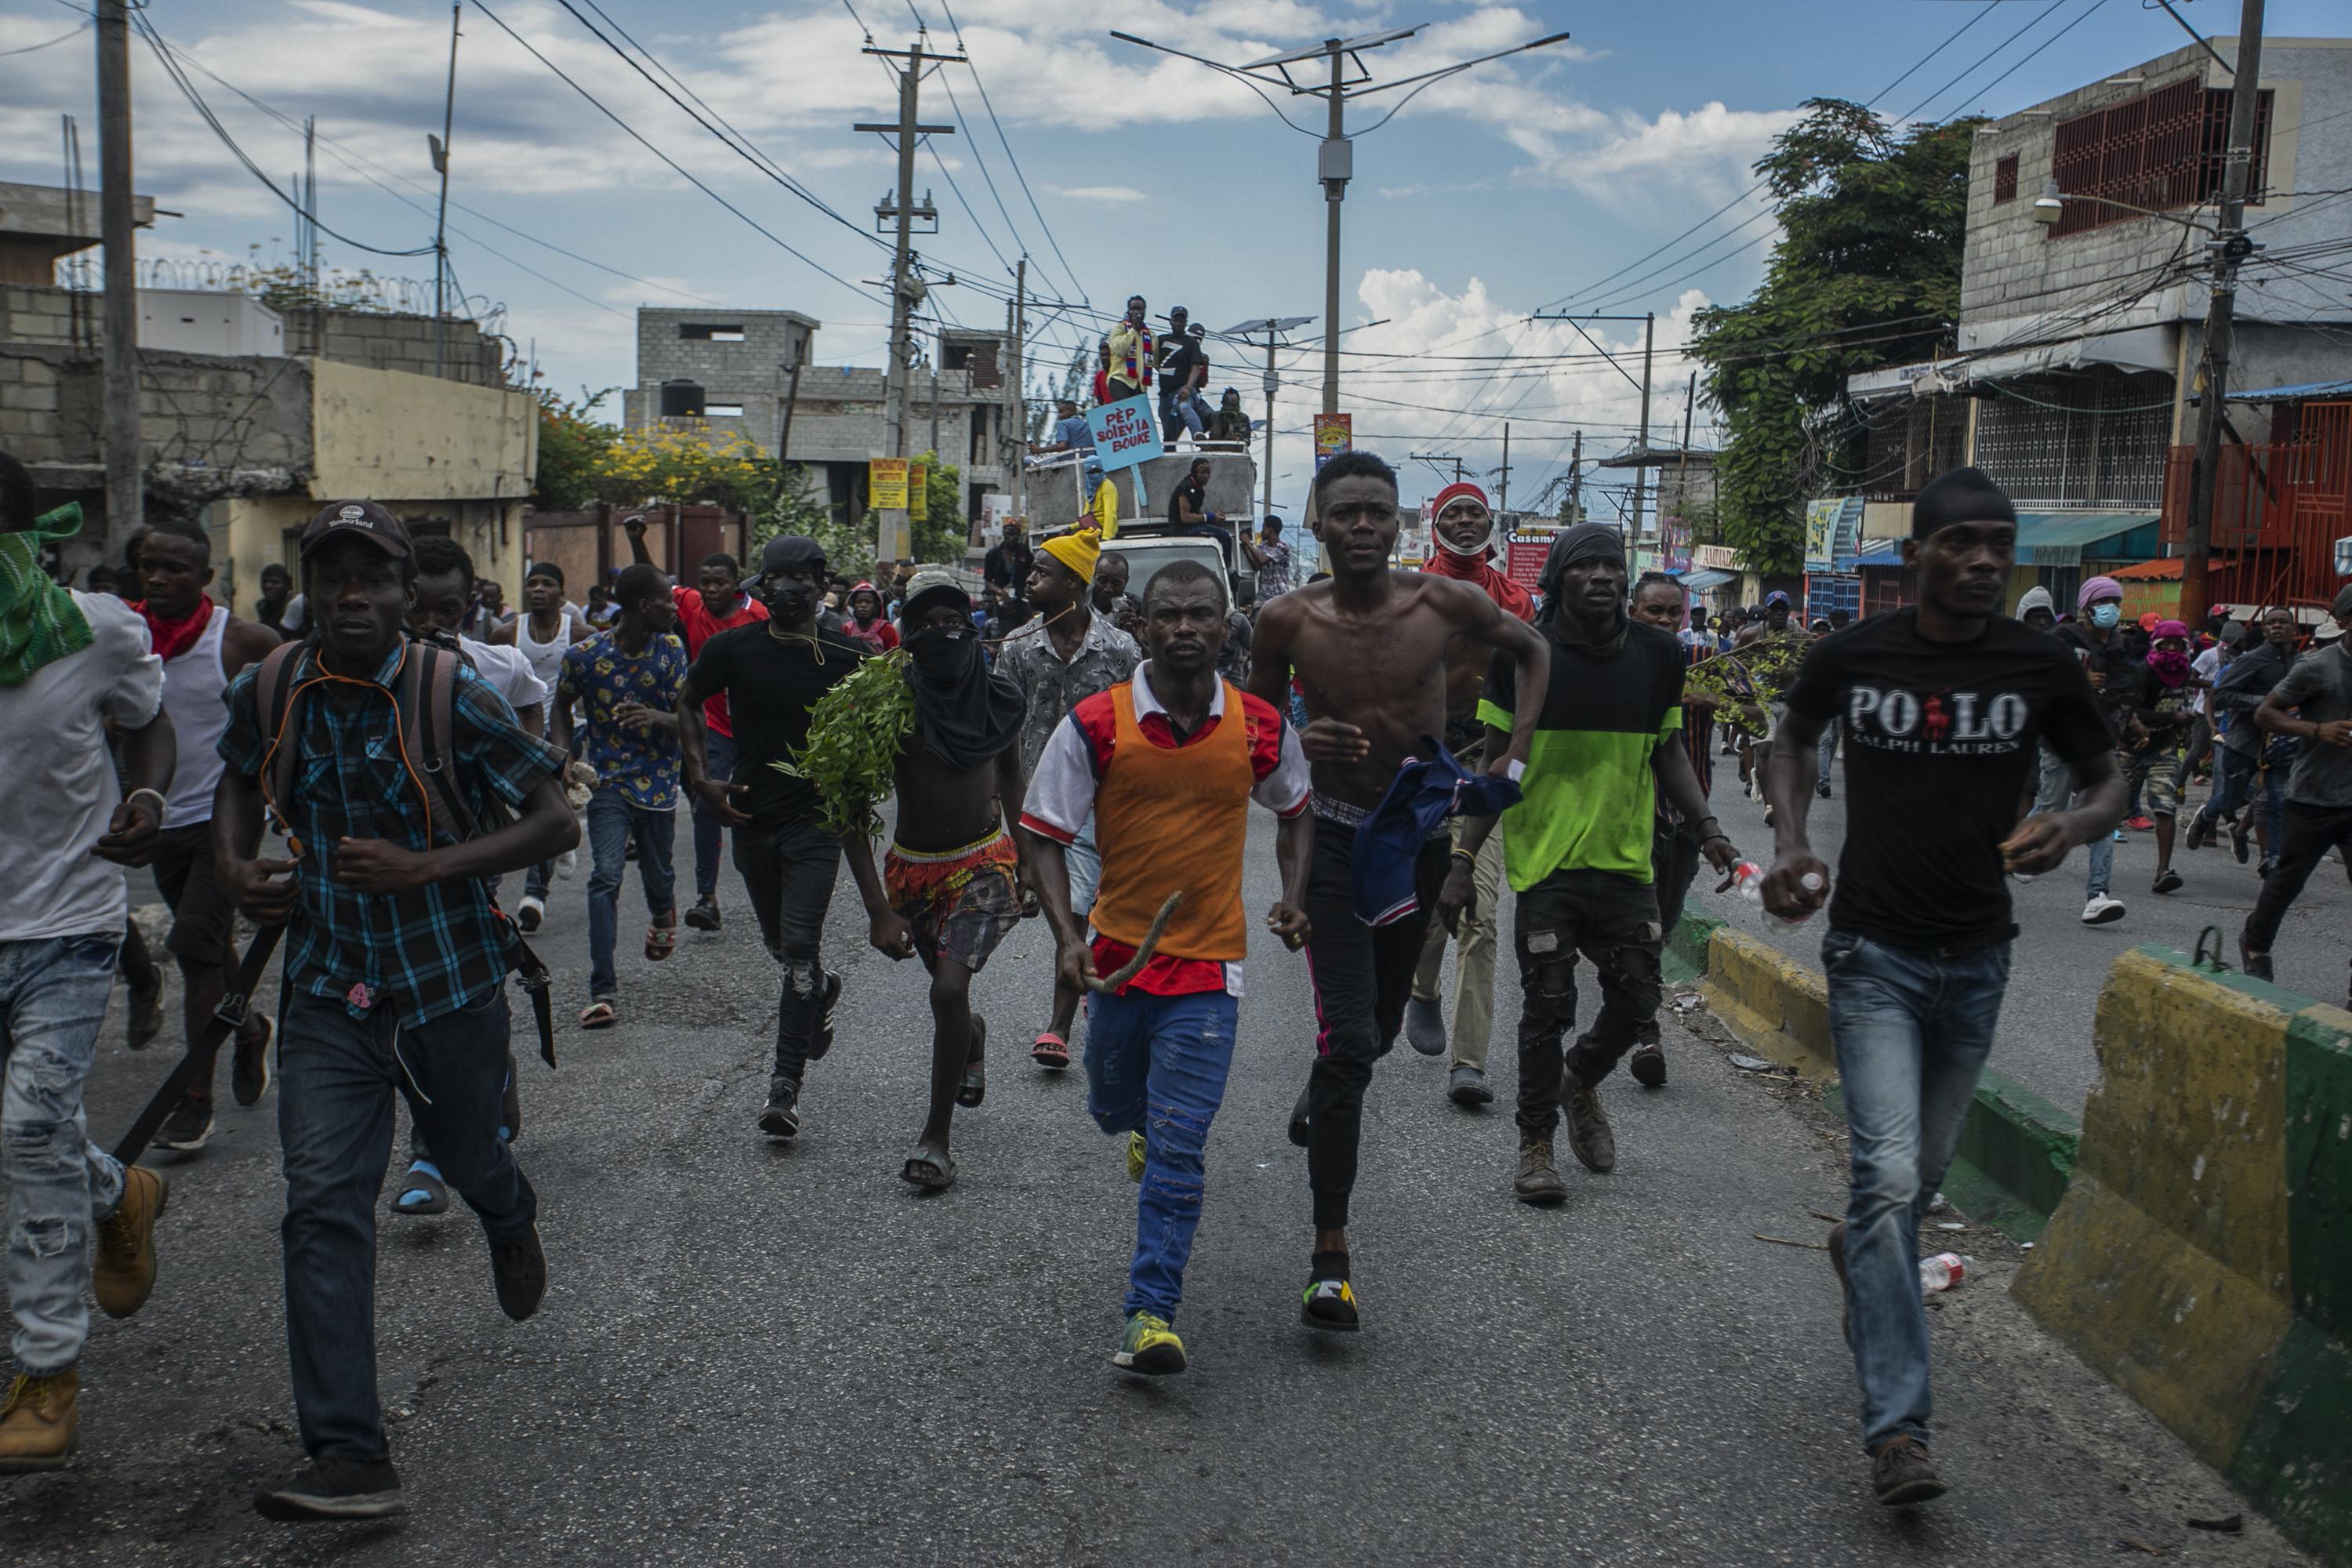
[1157,308,1206,451]
[1108,298,1154,405]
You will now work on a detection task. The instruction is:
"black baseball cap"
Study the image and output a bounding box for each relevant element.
[299,499,412,561]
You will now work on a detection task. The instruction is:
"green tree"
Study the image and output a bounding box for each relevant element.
[1690,100,1976,576]
[909,451,965,564]
[532,387,619,513]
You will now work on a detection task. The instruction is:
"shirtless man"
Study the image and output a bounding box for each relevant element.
[841,570,1030,1192]
[1246,452,1548,1330]
[491,563,591,931]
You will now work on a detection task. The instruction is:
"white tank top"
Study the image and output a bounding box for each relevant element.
[159,608,231,829]
[514,608,579,694]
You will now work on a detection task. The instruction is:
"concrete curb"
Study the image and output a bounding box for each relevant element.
[1683,916,2078,1242]
[2012,946,2352,1567]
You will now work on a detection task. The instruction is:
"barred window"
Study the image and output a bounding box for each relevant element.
[2049,78,2271,238]
[1971,370,2175,509]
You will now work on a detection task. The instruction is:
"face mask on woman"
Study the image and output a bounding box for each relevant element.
[2088,601,2122,630]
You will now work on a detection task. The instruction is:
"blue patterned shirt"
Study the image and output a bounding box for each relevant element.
[557,628,688,810]
[218,637,567,1022]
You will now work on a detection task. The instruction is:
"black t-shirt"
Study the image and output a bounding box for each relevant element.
[1158,338,1202,389]
[687,624,866,826]
[1172,477,1210,526]
[1786,610,2111,951]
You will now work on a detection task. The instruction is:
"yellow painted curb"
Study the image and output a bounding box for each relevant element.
[1697,928,1835,1079]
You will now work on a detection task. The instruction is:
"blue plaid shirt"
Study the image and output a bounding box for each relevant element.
[218,637,568,1023]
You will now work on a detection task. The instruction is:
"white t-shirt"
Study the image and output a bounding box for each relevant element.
[0,593,165,942]
[2191,645,2223,720]
[281,592,309,636]
[460,633,550,715]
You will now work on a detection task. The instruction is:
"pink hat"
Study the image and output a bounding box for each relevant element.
[2153,619,2190,640]
[2078,575,2124,611]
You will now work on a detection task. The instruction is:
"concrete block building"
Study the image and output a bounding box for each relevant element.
[1845,34,2352,615]
[1,183,535,605]
[622,307,1018,536]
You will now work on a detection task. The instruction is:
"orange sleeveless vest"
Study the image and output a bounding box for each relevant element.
[1091,679,1254,961]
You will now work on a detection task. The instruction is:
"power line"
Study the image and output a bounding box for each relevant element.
[0,19,85,56]
[469,0,884,303]
[129,13,436,258]
[932,0,1087,306]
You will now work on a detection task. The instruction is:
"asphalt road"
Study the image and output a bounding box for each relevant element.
[1,812,2310,1566]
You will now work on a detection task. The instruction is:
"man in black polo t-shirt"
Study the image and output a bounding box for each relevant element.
[1761,468,2122,1510]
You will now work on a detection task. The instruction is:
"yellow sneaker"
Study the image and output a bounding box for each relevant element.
[1125,1131,1146,1185]
[94,1166,167,1320]
[1112,1311,1186,1375]
[0,1370,80,1472]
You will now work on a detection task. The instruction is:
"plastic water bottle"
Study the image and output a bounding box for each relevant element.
[1731,862,1825,928]
[1919,1252,1969,1292]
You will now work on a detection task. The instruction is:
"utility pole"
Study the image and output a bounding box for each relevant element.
[771,360,804,503]
[430,2,459,379]
[1496,422,1511,519]
[1008,257,1025,523]
[1411,452,1468,483]
[856,33,961,564]
[1566,430,1583,523]
[96,0,140,553]
[1113,25,1570,419]
[2182,0,2265,627]
[1632,310,1655,538]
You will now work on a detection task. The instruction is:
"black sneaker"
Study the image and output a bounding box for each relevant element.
[2185,811,2212,851]
[806,972,843,1062]
[153,1094,214,1153]
[1870,1437,1947,1506]
[254,1457,407,1522]
[759,1076,802,1139]
[1815,779,1832,800]
[1628,1039,1667,1088]
[684,895,722,932]
[230,1013,274,1108]
[2152,868,2183,895]
[490,1225,547,1322]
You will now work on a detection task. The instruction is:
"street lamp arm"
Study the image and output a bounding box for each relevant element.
[2031,178,2223,235]
[1346,31,1573,98]
[1107,31,1323,136]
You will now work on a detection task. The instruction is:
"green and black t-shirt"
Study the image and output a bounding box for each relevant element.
[1479,619,1685,890]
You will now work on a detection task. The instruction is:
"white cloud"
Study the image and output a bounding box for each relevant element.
[1047,185,1149,202]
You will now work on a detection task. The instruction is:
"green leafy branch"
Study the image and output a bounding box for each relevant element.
[773,648,913,839]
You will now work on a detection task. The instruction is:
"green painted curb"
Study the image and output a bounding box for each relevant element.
[2225,1316,2352,1566]
[1663,909,1722,986]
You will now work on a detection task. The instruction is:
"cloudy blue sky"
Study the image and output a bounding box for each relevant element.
[3,0,2342,518]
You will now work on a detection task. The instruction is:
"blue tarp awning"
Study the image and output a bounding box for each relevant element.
[2014,513,2158,566]
[1682,568,1737,592]
[1854,547,1905,570]
[2189,378,2352,405]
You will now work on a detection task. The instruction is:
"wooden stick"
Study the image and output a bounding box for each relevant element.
[1087,891,1185,992]
[1754,1233,1831,1251]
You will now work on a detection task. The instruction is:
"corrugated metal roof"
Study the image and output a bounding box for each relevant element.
[2188,378,2352,406]
[2015,512,2158,566]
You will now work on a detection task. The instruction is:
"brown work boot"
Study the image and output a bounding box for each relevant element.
[93,1166,168,1320]
[1513,1133,1567,1206]
[1560,1075,1616,1173]
[1870,1436,1947,1506]
[0,1370,80,1472]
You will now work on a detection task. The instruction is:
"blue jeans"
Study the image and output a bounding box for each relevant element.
[585,788,678,1000]
[1822,929,2010,1453]
[2,935,127,1374]
[278,985,535,1461]
[1159,383,1206,441]
[1084,985,1238,1322]
[690,730,738,901]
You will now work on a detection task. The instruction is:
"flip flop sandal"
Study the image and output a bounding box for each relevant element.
[579,1000,619,1029]
[393,1161,448,1216]
[1030,1031,1070,1071]
[900,1143,956,1192]
[644,920,678,962]
[956,1014,987,1108]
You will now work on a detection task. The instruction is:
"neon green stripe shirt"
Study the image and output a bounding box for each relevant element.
[1478,621,1686,891]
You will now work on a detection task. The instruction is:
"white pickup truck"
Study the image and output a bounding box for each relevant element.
[1036,448,1260,607]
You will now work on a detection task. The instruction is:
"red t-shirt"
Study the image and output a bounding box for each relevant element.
[672,585,767,738]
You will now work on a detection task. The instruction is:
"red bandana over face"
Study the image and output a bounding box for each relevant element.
[136,594,215,662]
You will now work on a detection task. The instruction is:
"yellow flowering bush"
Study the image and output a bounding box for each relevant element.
[593,422,775,511]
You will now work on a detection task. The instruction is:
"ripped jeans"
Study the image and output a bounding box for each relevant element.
[732,816,844,1084]
[2,933,128,1375]
[1084,985,1238,1323]
[1510,868,1664,1133]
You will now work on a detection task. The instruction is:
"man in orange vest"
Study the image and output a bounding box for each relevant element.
[1022,557,1313,1377]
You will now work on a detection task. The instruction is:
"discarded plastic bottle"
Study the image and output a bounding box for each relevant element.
[1730,862,1825,928]
[1919,1252,1969,1292]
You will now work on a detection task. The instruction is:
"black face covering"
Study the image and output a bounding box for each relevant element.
[904,624,1025,772]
